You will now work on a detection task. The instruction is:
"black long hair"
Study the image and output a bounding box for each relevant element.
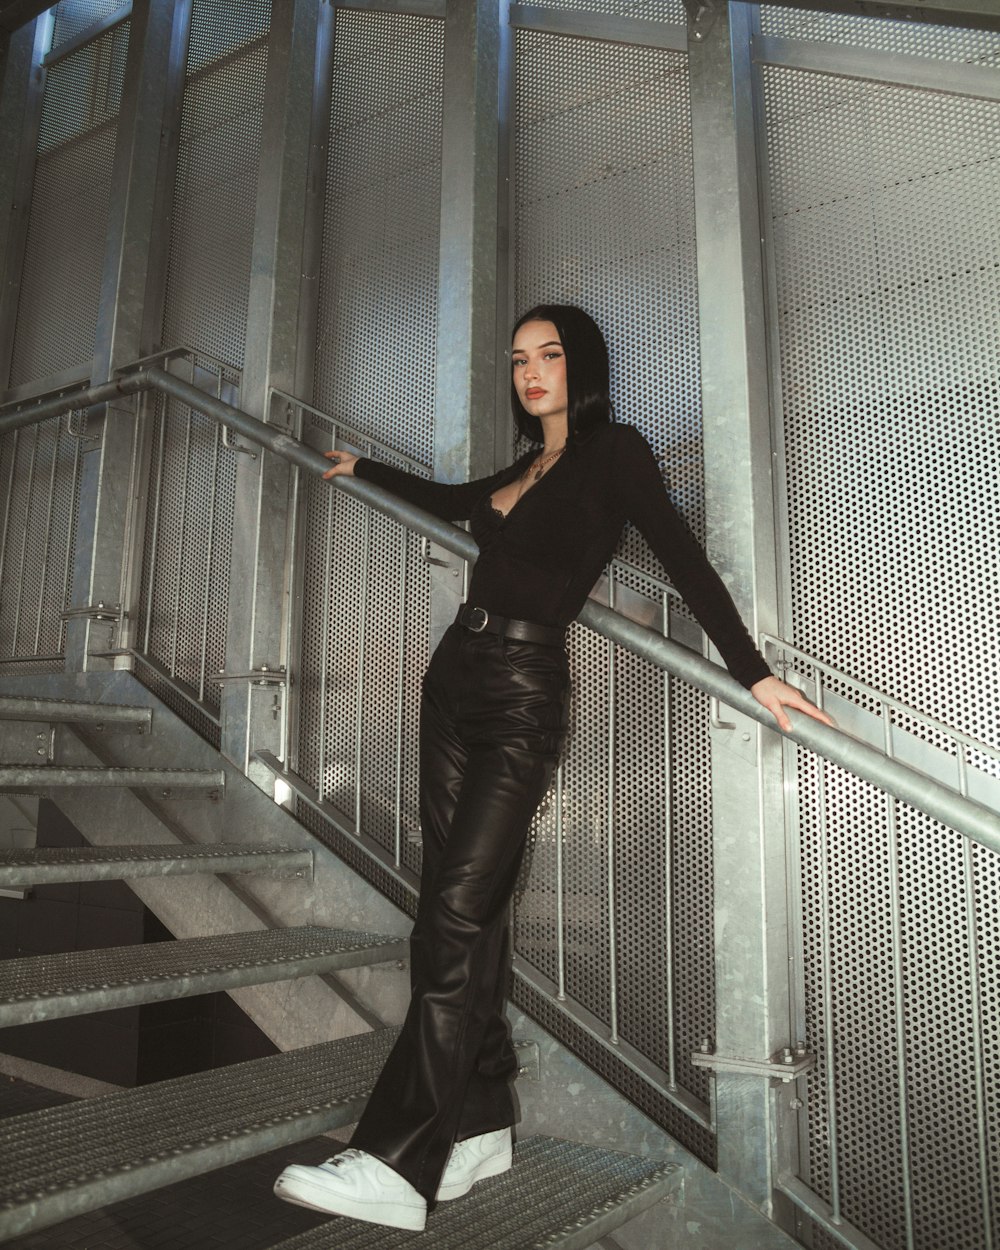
[510,303,613,445]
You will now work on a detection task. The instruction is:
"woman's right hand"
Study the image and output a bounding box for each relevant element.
[322,449,360,480]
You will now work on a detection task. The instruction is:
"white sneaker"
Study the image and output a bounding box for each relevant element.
[274,1148,427,1231]
[436,1127,513,1201]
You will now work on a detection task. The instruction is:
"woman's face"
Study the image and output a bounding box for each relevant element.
[511,320,568,425]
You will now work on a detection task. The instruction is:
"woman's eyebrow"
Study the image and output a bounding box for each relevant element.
[512,340,562,353]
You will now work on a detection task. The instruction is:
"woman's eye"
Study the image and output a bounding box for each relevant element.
[512,359,526,368]
[544,352,562,360]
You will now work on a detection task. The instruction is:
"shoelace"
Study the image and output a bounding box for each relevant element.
[323,1148,366,1169]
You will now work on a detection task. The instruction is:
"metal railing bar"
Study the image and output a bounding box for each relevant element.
[661,591,676,1090]
[354,505,372,835]
[11,424,38,655]
[124,648,222,727]
[60,428,82,657]
[964,838,995,1250]
[393,528,408,869]
[197,403,221,702]
[33,427,59,653]
[270,389,428,477]
[169,407,192,678]
[142,397,168,655]
[555,761,566,1000]
[0,374,146,436]
[0,428,19,624]
[606,578,619,1045]
[777,1173,892,1250]
[8,366,999,857]
[316,488,334,807]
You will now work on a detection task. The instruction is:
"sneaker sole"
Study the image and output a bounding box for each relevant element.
[435,1144,513,1201]
[274,1170,426,1231]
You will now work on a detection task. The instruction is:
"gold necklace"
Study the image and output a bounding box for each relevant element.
[515,444,566,503]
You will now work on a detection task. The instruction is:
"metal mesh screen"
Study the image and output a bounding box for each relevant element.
[761,4,1000,64]
[50,0,127,50]
[8,18,129,389]
[311,9,444,467]
[512,26,714,1133]
[761,22,1000,1250]
[159,0,270,370]
[295,424,430,881]
[134,379,239,735]
[0,415,83,666]
[521,0,686,23]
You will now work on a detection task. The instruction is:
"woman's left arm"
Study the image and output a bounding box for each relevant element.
[619,426,832,729]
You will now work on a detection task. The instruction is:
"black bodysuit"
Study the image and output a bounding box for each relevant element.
[355,421,770,690]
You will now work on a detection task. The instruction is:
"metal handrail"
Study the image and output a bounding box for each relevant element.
[3,364,998,855]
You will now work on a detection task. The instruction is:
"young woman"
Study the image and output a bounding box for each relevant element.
[274,304,831,1231]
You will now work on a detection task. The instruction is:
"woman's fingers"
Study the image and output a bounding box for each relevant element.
[322,449,357,480]
[750,676,836,733]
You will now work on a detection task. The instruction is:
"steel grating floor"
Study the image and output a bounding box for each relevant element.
[0,1078,343,1249]
[1,1081,678,1250]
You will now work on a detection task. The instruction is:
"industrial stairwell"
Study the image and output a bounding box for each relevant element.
[0,678,681,1248]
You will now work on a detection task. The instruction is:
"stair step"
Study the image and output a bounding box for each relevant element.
[0,1027,400,1241]
[0,695,151,731]
[0,764,224,790]
[267,1135,680,1250]
[0,926,409,1027]
[0,1031,539,1241]
[0,842,312,888]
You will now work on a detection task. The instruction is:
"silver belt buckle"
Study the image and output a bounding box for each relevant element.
[466,606,489,633]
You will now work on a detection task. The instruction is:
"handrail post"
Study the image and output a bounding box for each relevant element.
[219,0,333,782]
[689,1,799,1232]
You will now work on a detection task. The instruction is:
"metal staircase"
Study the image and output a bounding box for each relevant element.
[0,685,681,1249]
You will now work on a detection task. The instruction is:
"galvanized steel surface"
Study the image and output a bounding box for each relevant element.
[0,763,224,788]
[0,925,409,1026]
[759,9,1000,1250]
[0,841,311,887]
[264,1135,680,1250]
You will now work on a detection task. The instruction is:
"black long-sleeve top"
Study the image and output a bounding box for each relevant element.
[355,421,771,689]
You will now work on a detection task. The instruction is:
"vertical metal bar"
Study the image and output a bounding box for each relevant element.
[662,591,677,1089]
[956,740,969,798]
[354,503,372,832]
[963,837,994,1250]
[60,428,82,656]
[0,429,20,625]
[813,681,842,1224]
[169,405,192,678]
[393,526,408,869]
[142,397,168,655]
[607,578,619,1044]
[197,401,221,701]
[554,759,566,1000]
[882,716,915,1250]
[33,422,60,653]
[11,423,39,654]
[316,484,334,807]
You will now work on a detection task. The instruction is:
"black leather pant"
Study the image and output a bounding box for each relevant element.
[349,621,570,1202]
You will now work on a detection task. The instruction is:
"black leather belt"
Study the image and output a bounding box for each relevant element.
[456,605,565,648]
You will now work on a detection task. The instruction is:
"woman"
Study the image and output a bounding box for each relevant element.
[274,305,831,1231]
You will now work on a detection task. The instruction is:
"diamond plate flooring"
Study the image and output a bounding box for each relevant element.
[0,1076,338,1250]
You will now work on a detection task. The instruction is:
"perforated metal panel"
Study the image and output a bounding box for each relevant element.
[523,0,686,23]
[295,427,430,880]
[512,26,714,1133]
[50,0,126,50]
[160,0,270,370]
[0,415,82,666]
[8,17,129,389]
[134,380,238,732]
[761,17,1000,1250]
[311,9,444,467]
[761,4,1000,64]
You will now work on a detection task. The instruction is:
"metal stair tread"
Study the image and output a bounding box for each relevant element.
[0,1027,402,1240]
[0,927,409,1026]
[0,695,151,728]
[265,1135,680,1250]
[0,842,312,887]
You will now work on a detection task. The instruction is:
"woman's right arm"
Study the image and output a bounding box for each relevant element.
[322,449,513,523]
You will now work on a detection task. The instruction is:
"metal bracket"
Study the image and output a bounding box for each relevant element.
[683,0,720,42]
[60,601,122,622]
[691,1044,815,1083]
[213,665,286,687]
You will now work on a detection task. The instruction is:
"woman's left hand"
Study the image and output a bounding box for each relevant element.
[750,675,835,734]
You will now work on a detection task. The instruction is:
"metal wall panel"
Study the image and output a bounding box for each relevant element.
[50,0,126,50]
[512,24,715,1131]
[522,0,685,22]
[312,8,444,467]
[760,13,1000,1249]
[137,0,270,731]
[8,17,129,389]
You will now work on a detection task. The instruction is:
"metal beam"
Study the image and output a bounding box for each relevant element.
[756,0,1000,34]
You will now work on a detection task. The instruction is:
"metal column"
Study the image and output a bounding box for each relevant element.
[64,0,189,672]
[220,0,333,779]
[0,16,48,394]
[428,0,507,636]
[688,0,795,1229]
